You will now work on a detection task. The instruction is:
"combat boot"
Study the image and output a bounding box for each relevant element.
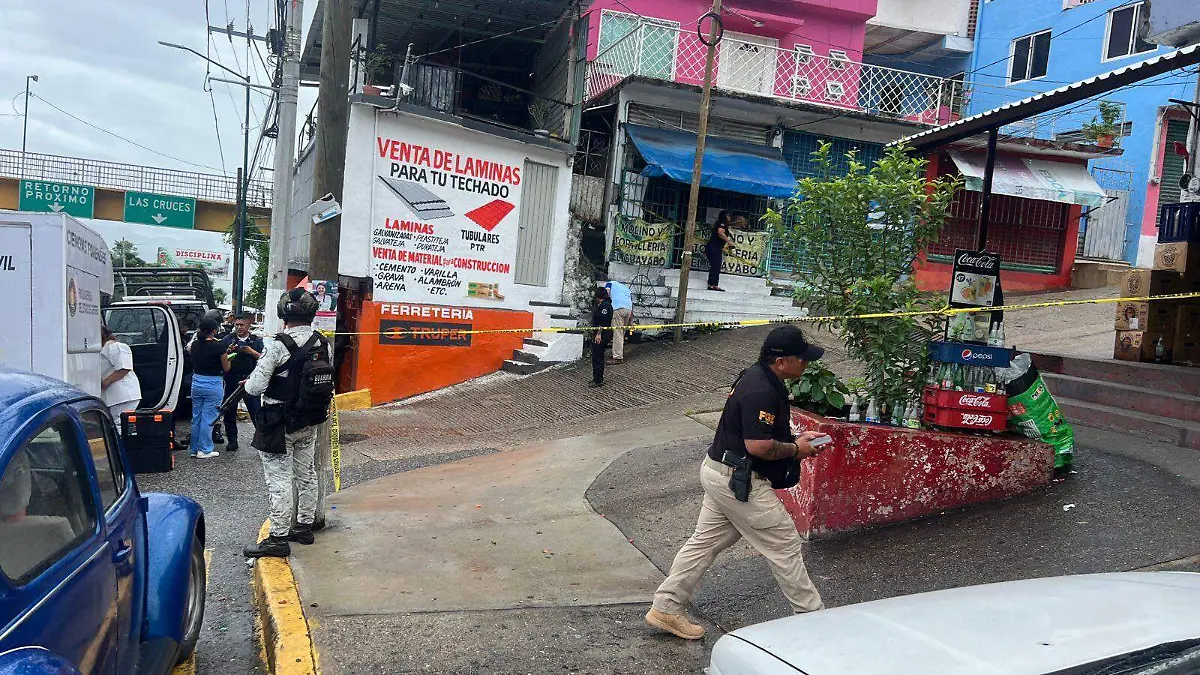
[244,535,291,558]
[289,524,315,545]
[645,608,704,640]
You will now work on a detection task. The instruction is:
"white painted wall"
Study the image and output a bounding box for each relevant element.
[338,104,574,319]
[868,0,971,38]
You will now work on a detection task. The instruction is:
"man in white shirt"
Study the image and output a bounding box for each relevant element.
[100,325,142,420]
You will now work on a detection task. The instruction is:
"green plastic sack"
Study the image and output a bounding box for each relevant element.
[1006,373,1074,469]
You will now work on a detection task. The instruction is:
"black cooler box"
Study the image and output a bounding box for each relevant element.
[120,409,176,473]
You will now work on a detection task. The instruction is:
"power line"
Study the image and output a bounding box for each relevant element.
[30,93,226,172]
[208,88,229,175]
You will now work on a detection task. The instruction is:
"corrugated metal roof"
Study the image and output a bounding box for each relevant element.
[892,43,1200,152]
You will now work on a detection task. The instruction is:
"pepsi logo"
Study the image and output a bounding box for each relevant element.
[961,349,972,359]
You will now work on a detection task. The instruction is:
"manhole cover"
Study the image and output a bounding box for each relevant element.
[339,433,369,444]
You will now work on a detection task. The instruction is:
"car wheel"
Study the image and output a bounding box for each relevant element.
[176,534,206,664]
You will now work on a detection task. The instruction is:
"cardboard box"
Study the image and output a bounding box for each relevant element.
[1114,330,1173,363]
[1153,242,1200,276]
[1119,268,1183,298]
[1174,304,1200,345]
[1113,301,1178,332]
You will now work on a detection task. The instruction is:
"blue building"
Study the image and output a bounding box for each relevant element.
[968,0,1198,266]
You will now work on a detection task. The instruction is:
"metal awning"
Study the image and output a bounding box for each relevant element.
[949,152,1106,208]
[625,124,797,198]
[891,43,1200,152]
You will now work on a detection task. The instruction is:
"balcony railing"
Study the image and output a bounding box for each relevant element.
[954,82,1129,148]
[0,149,272,207]
[586,24,961,125]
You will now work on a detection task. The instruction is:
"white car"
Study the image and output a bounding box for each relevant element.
[709,572,1200,675]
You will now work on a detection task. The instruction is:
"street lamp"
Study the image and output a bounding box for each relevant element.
[21,74,38,180]
[158,40,252,316]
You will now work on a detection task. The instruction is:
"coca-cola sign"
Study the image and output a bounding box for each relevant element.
[956,252,999,271]
[960,413,995,427]
[950,249,1001,309]
[957,394,992,408]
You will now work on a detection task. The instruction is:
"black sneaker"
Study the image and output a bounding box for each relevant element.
[226,444,239,452]
[589,381,604,388]
[289,524,315,545]
[244,535,291,558]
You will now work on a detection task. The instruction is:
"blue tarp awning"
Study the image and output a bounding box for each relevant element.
[624,124,797,198]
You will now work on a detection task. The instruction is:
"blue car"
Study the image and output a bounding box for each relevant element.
[0,370,206,675]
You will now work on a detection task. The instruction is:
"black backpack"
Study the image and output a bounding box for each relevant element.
[271,332,335,429]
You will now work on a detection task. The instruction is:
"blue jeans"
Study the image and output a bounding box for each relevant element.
[190,374,224,455]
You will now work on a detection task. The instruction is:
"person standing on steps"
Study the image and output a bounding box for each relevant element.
[646,324,829,640]
[605,279,633,365]
[220,312,264,452]
[706,211,733,292]
[243,289,335,558]
[188,317,229,459]
[590,286,613,388]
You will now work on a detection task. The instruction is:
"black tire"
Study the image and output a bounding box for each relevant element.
[176,534,206,664]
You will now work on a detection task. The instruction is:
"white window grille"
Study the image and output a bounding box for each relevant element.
[825,82,845,100]
[794,44,815,64]
[792,76,812,98]
[828,49,849,69]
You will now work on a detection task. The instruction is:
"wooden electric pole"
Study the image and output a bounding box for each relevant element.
[308,0,352,280]
[673,0,723,343]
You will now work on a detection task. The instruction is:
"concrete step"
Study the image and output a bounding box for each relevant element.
[1042,372,1200,423]
[511,348,544,365]
[1056,397,1200,450]
[1032,353,1200,397]
[660,272,770,293]
[501,359,556,375]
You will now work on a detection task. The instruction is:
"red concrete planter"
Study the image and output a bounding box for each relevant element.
[779,408,1053,538]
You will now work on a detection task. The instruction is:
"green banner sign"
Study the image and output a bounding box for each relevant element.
[18,179,95,218]
[124,191,197,229]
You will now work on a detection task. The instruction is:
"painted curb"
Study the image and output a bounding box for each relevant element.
[252,521,319,675]
[333,389,372,411]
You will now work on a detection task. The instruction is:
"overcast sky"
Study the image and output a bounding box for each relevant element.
[0,0,318,178]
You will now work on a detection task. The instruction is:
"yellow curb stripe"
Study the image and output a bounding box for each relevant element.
[253,521,319,675]
[332,389,372,411]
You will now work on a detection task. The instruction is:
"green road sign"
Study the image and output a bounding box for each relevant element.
[18,179,95,218]
[124,191,197,229]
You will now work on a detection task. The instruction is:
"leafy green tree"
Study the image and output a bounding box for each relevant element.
[212,287,228,305]
[765,142,960,406]
[224,218,270,309]
[111,238,148,268]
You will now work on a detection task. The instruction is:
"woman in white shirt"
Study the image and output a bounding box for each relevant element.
[100,325,142,420]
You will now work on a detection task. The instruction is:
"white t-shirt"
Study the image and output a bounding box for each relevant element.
[100,340,142,408]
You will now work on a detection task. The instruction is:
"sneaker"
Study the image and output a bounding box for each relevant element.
[645,608,704,640]
[588,381,604,388]
[289,524,315,545]
[243,535,291,558]
[226,444,239,452]
[195,450,220,459]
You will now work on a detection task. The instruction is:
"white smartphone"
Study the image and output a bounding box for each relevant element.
[807,434,833,448]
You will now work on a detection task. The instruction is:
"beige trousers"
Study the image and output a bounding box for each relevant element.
[652,456,824,615]
[611,307,633,360]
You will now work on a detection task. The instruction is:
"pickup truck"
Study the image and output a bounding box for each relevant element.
[0,369,206,675]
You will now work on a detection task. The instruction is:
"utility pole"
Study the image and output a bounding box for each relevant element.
[267,0,305,332]
[20,75,37,179]
[308,0,352,280]
[308,0,353,529]
[673,0,723,343]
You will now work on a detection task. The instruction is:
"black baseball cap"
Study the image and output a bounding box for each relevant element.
[760,324,823,362]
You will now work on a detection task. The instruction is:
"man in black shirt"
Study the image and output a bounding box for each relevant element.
[220,312,264,452]
[589,286,613,388]
[646,325,829,640]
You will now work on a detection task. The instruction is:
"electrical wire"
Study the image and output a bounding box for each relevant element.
[31,93,225,172]
[208,87,230,175]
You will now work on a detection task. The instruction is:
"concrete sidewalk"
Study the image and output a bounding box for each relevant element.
[290,417,713,671]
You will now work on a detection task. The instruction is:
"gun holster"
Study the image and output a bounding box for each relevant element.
[721,450,754,502]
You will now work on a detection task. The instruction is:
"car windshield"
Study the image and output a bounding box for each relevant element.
[1081,640,1200,675]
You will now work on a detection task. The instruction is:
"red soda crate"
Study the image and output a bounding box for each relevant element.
[923,404,1007,431]
[922,386,1008,413]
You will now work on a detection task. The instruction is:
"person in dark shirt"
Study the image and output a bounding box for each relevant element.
[590,286,613,388]
[705,210,733,291]
[220,312,264,452]
[188,317,230,459]
[646,324,830,640]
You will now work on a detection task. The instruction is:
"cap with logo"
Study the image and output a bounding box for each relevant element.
[760,324,824,362]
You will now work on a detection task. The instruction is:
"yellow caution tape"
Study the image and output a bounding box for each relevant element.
[328,291,1200,337]
[330,397,342,493]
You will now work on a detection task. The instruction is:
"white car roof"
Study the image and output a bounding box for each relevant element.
[723,572,1200,675]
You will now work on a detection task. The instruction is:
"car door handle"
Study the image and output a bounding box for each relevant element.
[113,545,133,564]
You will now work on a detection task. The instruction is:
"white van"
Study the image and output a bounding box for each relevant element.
[0,213,184,410]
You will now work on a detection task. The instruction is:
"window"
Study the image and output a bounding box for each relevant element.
[82,411,127,513]
[825,82,846,100]
[828,49,849,70]
[792,76,812,98]
[1009,30,1051,83]
[0,421,97,583]
[794,44,814,64]
[104,307,165,347]
[1105,2,1156,61]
